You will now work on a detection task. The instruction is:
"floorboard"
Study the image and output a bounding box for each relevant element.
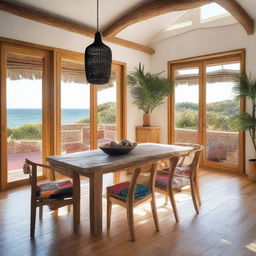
[1,169,256,256]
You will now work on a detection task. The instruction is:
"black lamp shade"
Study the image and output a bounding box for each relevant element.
[85,32,112,84]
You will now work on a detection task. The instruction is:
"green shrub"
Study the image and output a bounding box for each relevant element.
[176,110,198,129]
[98,102,116,124]
[77,117,90,124]
[77,102,117,124]
[8,123,42,140]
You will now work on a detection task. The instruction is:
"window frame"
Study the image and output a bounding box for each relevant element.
[0,38,127,190]
[168,49,246,174]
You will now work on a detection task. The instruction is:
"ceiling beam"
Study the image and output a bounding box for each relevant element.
[0,1,155,55]
[214,0,254,35]
[103,0,254,38]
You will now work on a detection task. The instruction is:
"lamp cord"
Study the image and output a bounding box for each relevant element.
[97,0,99,32]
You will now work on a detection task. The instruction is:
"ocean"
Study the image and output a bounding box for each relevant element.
[7,108,90,128]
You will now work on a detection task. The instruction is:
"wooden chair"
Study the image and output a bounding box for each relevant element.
[155,145,203,222]
[106,163,159,241]
[23,159,80,238]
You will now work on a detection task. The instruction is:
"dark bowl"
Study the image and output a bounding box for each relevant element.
[99,143,137,156]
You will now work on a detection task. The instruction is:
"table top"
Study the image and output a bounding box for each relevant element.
[46,143,192,176]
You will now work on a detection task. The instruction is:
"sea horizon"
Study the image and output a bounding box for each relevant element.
[7,108,90,128]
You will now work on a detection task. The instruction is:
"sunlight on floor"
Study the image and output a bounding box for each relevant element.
[50,206,70,217]
[220,238,232,245]
[246,242,256,253]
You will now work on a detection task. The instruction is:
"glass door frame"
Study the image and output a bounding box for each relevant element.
[0,43,53,189]
[168,49,245,174]
[201,54,245,173]
[55,51,127,153]
[168,61,204,149]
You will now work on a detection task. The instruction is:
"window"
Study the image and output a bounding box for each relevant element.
[169,50,245,174]
[56,52,126,155]
[0,42,126,190]
[201,3,229,22]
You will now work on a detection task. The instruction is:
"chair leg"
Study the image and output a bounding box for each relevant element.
[39,206,43,220]
[168,188,179,223]
[126,202,135,241]
[107,192,112,230]
[30,204,36,238]
[151,195,160,231]
[191,180,200,214]
[194,177,202,205]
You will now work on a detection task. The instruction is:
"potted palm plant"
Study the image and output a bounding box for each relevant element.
[128,63,173,127]
[231,74,256,181]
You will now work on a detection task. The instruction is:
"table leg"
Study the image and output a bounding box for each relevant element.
[73,173,80,233]
[89,171,103,235]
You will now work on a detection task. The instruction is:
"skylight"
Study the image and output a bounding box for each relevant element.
[201,3,229,21]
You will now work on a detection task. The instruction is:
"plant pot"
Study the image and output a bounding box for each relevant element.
[248,159,256,181]
[143,113,151,127]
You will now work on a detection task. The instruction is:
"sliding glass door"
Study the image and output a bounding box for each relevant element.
[172,64,201,145]
[97,64,122,146]
[0,44,51,188]
[169,51,245,173]
[0,42,126,190]
[56,53,126,152]
[203,60,242,170]
[60,58,90,154]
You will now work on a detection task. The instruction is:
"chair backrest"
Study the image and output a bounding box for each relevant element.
[188,148,202,178]
[23,159,57,187]
[175,143,202,167]
[127,163,158,204]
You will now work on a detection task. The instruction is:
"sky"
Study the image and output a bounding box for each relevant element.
[175,82,235,104]
[175,63,239,103]
[7,79,116,109]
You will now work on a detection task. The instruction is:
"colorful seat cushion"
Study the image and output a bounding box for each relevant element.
[107,182,151,202]
[37,180,73,200]
[155,173,190,190]
[174,166,190,177]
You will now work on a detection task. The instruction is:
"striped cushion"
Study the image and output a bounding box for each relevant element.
[157,167,190,177]
[155,173,190,190]
[107,182,151,202]
[37,180,73,200]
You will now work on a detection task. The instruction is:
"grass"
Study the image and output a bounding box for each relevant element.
[8,123,42,140]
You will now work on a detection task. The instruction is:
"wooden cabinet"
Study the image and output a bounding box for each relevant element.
[136,126,160,143]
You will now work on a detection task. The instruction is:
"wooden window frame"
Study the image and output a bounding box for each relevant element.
[0,37,127,190]
[0,43,54,189]
[168,49,246,174]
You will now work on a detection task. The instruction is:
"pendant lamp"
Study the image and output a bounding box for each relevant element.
[85,0,112,84]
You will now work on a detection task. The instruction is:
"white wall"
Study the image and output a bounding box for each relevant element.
[150,23,256,172]
[0,11,150,142]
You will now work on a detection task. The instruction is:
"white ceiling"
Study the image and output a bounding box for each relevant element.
[4,0,254,46]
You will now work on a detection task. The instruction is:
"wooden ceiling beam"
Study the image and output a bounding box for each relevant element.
[103,0,254,38]
[214,0,254,35]
[0,1,155,55]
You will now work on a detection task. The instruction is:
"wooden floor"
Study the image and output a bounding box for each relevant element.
[1,169,256,256]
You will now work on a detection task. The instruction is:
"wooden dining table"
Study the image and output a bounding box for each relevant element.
[46,143,192,235]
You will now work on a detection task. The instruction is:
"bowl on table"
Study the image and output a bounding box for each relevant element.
[99,140,137,156]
